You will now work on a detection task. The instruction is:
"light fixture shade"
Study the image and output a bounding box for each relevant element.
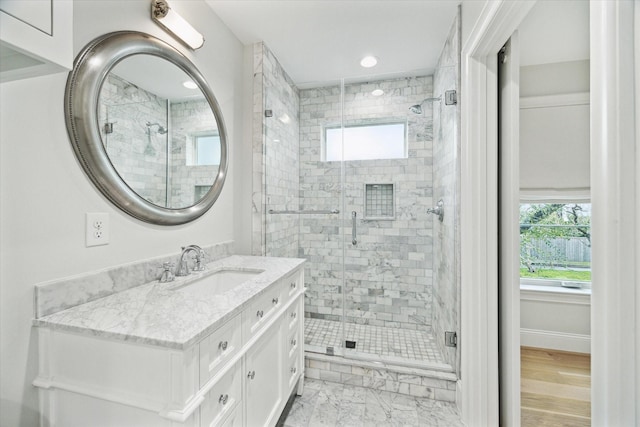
[151,0,204,50]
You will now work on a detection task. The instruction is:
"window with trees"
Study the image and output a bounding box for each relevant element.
[520,203,591,282]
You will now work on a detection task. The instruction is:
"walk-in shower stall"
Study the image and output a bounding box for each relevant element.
[253,15,460,379]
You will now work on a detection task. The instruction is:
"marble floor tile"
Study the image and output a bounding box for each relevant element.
[283,379,463,427]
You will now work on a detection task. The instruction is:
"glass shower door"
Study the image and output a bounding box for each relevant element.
[340,74,439,366]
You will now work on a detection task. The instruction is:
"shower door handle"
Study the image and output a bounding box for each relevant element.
[351,211,357,246]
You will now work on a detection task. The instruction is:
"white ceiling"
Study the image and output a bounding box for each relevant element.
[114,1,588,97]
[205,0,589,88]
[206,0,459,87]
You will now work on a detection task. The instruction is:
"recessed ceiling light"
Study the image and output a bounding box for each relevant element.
[183,80,198,89]
[360,56,378,68]
[371,89,384,97]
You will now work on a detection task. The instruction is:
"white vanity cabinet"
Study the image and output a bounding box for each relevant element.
[245,321,284,427]
[0,0,73,82]
[34,263,305,427]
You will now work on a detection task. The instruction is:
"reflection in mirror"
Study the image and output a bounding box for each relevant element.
[98,54,220,208]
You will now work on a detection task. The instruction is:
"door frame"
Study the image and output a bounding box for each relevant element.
[497,33,521,427]
[459,0,639,425]
[459,2,533,425]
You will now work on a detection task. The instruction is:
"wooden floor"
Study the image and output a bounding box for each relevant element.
[521,347,591,426]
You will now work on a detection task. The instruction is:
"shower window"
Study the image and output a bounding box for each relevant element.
[520,203,591,283]
[187,132,220,166]
[323,121,407,161]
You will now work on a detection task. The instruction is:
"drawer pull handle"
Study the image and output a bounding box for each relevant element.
[218,341,228,351]
[290,312,297,319]
[219,394,229,405]
[272,297,279,305]
[290,367,297,374]
[290,282,296,289]
[256,310,264,318]
[291,338,297,346]
[247,370,256,380]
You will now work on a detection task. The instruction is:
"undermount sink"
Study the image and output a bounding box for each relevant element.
[173,268,265,295]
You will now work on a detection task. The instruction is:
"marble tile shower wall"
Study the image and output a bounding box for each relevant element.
[300,77,435,330]
[169,99,219,208]
[252,42,301,258]
[99,74,168,205]
[432,12,461,371]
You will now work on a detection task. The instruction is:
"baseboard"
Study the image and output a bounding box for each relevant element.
[520,328,590,354]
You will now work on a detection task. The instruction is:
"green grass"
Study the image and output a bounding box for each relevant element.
[520,268,591,281]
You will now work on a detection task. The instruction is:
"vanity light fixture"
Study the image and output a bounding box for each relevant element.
[182,80,198,89]
[151,0,204,50]
[360,55,378,68]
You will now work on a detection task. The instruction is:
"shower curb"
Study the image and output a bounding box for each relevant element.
[304,352,457,402]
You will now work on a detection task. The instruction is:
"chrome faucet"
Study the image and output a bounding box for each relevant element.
[176,245,206,276]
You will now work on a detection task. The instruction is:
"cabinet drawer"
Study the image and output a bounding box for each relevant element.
[199,315,241,387]
[200,363,241,427]
[244,284,284,338]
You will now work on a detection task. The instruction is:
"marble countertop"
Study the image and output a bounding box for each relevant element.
[33,255,305,350]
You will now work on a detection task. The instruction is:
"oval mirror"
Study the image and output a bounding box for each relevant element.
[65,31,228,225]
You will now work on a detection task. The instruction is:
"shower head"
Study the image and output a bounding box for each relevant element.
[409,104,423,114]
[146,122,168,134]
[408,96,442,114]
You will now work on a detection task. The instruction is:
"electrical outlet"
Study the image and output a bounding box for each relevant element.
[86,213,109,247]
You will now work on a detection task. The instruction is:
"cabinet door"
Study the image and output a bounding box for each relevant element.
[0,0,52,34]
[0,0,72,81]
[245,320,283,427]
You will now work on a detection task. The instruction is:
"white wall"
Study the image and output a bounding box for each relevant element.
[520,60,589,97]
[461,0,486,50]
[0,2,246,426]
[520,290,591,353]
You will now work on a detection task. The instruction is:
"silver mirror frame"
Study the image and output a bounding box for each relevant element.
[65,31,228,225]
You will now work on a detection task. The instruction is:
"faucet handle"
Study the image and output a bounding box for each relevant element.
[160,262,175,282]
[195,249,207,271]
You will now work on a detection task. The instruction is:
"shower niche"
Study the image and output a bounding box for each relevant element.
[364,183,395,220]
